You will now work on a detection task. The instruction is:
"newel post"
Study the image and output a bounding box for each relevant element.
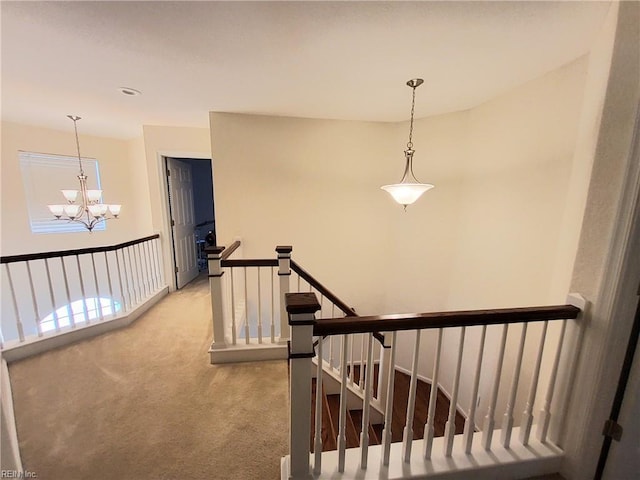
[286,292,320,480]
[206,245,227,349]
[277,246,293,342]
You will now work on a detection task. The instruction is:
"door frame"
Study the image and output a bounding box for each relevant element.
[156,151,212,292]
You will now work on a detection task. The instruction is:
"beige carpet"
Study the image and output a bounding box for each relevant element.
[8,274,288,480]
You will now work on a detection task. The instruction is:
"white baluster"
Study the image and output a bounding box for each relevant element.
[90,253,104,321]
[403,330,422,462]
[76,255,90,324]
[115,249,129,312]
[125,247,137,305]
[463,325,486,453]
[243,267,250,344]
[104,252,115,316]
[136,243,146,296]
[156,238,165,286]
[5,264,25,342]
[360,333,366,391]
[270,266,275,343]
[338,334,350,472]
[482,324,508,450]
[360,333,375,469]
[43,258,60,332]
[381,331,397,466]
[150,238,160,288]
[131,246,139,303]
[314,339,323,475]
[230,268,237,345]
[329,334,335,369]
[142,241,152,293]
[424,328,443,459]
[60,257,75,328]
[134,244,145,299]
[257,267,263,344]
[501,323,528,448]
[349,335,355,385]
[444,327,466,456]
[26,261,43,336]
[537,319,567,443]
[520,321,548,445]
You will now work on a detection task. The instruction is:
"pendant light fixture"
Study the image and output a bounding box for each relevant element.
[381,78,434,210]
[48,115,121,232]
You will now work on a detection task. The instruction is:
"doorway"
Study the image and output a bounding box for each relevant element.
[164,156,215,290]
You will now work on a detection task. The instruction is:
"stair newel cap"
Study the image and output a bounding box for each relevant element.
[276,245,293,256]
[205,245,225,256]
[286,293,321,319]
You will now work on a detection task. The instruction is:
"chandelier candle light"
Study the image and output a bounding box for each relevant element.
[381,78,434,210]
[48,115,121,232]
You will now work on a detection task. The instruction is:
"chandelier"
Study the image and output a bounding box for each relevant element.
[381,78,434,210]
[48,115,121,232]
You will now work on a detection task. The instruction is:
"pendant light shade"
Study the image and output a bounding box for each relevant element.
[381,78,434,210]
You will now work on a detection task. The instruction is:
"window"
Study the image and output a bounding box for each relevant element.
[19,151,106,233]
[40,297,122,332]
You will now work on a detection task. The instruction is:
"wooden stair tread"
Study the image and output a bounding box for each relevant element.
[311,379,337,452]
[326,394,360,449]
[349,409,382,445]
[311,368,465,452]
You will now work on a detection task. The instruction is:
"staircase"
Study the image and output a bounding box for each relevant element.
[310,366,465,453]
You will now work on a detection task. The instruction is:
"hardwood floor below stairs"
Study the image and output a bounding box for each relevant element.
[310,367,465,452]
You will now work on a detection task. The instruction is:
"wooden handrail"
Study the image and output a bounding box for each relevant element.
[220,240,241,260]
[290,260,356,317]
[221,259,278,268]
[313,304,581,336]
[0,234,160,264]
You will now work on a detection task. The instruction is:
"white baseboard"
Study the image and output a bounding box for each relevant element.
[209,342,288,364]
[282,426,563,479]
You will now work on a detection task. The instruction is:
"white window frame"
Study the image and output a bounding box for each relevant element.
[19,151,106,234]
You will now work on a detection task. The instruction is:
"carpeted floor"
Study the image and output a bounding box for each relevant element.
[8,274,289,480]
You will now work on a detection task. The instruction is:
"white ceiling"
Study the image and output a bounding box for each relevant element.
[2,1,612,139]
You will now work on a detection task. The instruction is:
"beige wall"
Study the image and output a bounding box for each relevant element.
[141,125,211,288]
[561,1,640,477]
[210,113,396,314]
[0,122,152,256]
[211,54,591,422]
[439,57,589,419]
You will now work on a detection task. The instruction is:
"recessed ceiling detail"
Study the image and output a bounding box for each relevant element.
[118,87,142,97]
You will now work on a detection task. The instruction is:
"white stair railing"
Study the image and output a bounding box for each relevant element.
[1,234,165,354]
[284,292,585,480]
[207,244,370,366]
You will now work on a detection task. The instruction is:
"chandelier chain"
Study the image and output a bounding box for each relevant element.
[68,115,84,175]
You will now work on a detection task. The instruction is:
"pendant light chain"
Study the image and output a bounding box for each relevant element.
[407,85,416,150]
